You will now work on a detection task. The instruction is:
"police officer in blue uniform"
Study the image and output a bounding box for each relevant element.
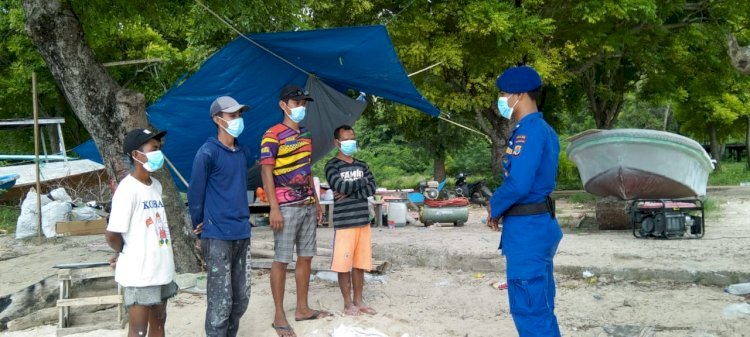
[487,66,563,337]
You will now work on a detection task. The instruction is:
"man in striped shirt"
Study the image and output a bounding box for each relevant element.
[324,125,377,316]
[261,85,330,337]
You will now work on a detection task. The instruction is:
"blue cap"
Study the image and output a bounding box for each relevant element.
[495,66,542,93]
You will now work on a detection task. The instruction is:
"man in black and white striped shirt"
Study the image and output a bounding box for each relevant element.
[324,125,377,316]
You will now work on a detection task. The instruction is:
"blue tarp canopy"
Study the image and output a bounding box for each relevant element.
[74,25,439,190]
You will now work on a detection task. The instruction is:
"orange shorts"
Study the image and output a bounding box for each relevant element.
[331,225,372,273]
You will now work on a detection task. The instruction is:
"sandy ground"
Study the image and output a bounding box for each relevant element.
[1,187,749,337]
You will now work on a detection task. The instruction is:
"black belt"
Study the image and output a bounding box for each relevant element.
[503,196,555,218]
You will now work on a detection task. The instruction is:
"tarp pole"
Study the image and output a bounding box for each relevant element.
[438,116,491,143]
[404,62,491,143]
[32,72,42,243]
[408,61,443,77]
[164,155,189,188]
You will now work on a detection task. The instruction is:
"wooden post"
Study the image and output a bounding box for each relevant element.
[33,72,42,242]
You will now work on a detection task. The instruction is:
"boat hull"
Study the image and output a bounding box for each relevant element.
[567,129,714,200]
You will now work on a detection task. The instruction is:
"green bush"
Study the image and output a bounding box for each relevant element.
[702,197,720,216]
[0,205,19,233]
[568,191,595,203]
[708,162,750,186]
[556,140,584,190]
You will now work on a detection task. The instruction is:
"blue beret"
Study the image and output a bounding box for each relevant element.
[495,66,542,93]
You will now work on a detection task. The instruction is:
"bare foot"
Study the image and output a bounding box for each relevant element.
[343,305,361,316]
[357,304,377,315]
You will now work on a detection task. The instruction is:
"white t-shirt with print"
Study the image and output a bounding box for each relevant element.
[107,175,175,287]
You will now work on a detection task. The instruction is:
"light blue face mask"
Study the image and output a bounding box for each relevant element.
[218,116,245,138]
[287,106,306,123]
[136,150,165,172]
[497,95,519,120]
[340,140,358,156]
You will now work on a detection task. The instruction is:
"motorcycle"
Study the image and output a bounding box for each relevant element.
[454,172,493,205]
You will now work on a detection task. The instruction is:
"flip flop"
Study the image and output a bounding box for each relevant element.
[271,323,296,337]
[295,309,332,321]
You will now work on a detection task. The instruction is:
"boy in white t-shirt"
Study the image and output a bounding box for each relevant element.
[105,128,177,337]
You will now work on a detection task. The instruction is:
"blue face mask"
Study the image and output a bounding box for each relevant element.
[287,106,306,123]
[218,116,244,138]
[497,95,519,120]
[136,150,165,172]
[340,140,358,156]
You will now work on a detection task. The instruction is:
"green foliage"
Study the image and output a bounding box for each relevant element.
[568,191,595,204]
[708,162,750,186]
[445,136,493,179]
[616,94,678,132]
[0,205,19,233]
[0,0,304,155]
[305,0,567,178]
[2,0,748,194]
[556,137,584,190]
[557,149,583,190]
[701,197,720,216]
[312,116,432,189]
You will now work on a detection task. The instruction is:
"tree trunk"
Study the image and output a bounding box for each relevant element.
[475,107,512,178]
[746,115,750,170]
[728,34,750,75]
[662,101,671,131]
[43,109,60,154]
[433,153,446,182]
[23,0,200,272]
[583,64,626,129]
[595,196,631,230]
[708,123,722,171]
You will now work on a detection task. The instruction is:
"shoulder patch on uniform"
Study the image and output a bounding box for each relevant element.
[505,147,513,154]
[513,144,523,156]
[514,134,527,144]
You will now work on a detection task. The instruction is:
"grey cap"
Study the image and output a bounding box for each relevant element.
[210,96,249,116]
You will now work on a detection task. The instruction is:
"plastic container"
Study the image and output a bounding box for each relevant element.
[721,303,750,318]
[725,282,750,295]
[387,201,407,228]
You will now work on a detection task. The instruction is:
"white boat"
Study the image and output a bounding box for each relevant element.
[0,159,105,201]
[566,129,715,199]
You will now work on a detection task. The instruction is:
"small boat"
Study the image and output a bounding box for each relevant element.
[0,160,105,201]
[566,129,714,200]
[0,173,20,191]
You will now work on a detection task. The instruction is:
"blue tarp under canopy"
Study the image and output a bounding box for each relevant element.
[74,25,439,190]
